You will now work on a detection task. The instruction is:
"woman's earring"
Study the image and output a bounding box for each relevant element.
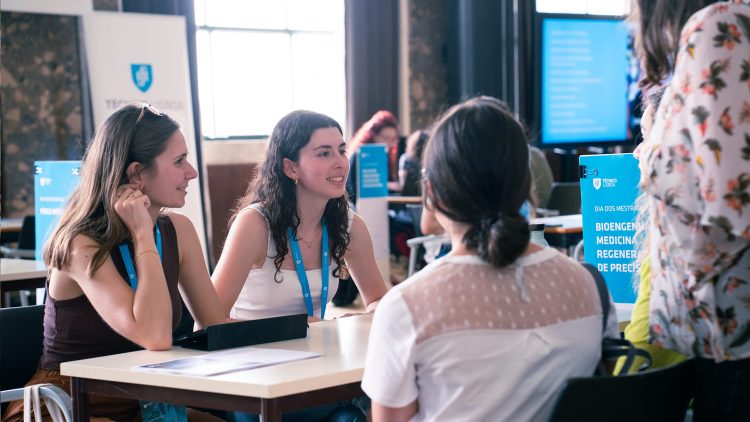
[295,178,299,186]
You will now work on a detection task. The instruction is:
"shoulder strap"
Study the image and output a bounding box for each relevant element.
[581,262,609,332]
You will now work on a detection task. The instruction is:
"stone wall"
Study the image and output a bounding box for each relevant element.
[407,0,451,132]
[1,12,84,217]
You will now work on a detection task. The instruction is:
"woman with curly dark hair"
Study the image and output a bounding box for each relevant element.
[212,110,388,323]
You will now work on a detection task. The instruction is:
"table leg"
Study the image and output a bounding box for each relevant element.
[70,377,90,422]
[260,398,281,422]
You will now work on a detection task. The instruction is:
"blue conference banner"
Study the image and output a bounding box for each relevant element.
[580,153,639,303]
[35,161,81,259]
[357,144,388,199]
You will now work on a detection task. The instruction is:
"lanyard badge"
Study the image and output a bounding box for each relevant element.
[287,223,329,319]
[118,224,163,290]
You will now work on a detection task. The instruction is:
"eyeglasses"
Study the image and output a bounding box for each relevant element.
[131,103,162,141]
[134,103,162,127]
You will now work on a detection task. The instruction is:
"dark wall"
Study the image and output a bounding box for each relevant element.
[345,0,400,139]
[445,0,536,121]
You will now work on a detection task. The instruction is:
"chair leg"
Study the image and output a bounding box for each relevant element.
[408,246,418,278]
[20,291,30,307]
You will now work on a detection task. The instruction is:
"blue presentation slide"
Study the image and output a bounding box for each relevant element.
[542,18,629,144]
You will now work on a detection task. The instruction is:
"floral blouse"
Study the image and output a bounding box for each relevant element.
[640,1,750,361]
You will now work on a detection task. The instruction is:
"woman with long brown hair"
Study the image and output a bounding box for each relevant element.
[3,103,225,422]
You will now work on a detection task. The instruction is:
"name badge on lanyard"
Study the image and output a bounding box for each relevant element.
[287,223,329,319]
[118,224,163,290]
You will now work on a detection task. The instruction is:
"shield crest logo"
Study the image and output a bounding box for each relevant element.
[131,64,153,93]
[593,178,602,190]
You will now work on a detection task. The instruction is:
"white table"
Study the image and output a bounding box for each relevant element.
[532,214,583,250]
[1,258,47,282]
[1,258,47,306]
[61,314,372,422]
[0,217,24,233]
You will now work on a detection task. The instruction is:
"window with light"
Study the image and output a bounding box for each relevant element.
[194,0,346,140]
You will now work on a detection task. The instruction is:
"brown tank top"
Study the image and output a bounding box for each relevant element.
[40,215,182,370]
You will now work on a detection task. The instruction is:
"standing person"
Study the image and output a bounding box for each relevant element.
[617,87,686,374]
[634,0,750,418]
[212,109,387,322]
[2,104,226,422]
[361,97,618,421]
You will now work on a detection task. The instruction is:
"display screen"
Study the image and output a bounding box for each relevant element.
[537,14,637,147]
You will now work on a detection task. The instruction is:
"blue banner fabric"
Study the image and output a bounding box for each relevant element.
[357,144,388,199]
[34,161,81,260]
[580,153,639,303]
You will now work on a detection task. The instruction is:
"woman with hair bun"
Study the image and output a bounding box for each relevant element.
[361,96,618,421]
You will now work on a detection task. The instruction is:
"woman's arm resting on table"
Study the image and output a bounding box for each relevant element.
[169,212,228,329]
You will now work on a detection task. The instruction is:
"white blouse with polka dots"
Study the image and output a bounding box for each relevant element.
[362,248,619,421]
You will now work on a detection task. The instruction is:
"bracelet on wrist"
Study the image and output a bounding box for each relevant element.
[135,249,159,263]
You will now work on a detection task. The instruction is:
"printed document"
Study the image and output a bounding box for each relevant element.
[135,347,320,377]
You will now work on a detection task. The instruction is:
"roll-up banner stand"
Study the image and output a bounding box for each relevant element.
[82,12,209,262]
[356,144,390,283]
[579,153,640,305]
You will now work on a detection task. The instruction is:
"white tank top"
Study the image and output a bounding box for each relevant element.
[230,203,353,320]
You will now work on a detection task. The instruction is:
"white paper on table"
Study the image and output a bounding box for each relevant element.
[134,347,321,377]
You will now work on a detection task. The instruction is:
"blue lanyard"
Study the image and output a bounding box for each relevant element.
[118,224,162,290]
[287,223,329,319]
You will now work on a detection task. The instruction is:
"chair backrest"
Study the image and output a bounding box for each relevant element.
[405,204,424,237]
[17,215,36,251]
[548,359,694,422]
[0,305,45,391]
[546,182,581,215]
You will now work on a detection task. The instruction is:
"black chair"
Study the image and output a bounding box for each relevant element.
[1,305,45,392]
[546,182,581,215]
[405,203,423,237]
[548,359,694,422]
[1,215,35,259]
[0,305,73,420]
